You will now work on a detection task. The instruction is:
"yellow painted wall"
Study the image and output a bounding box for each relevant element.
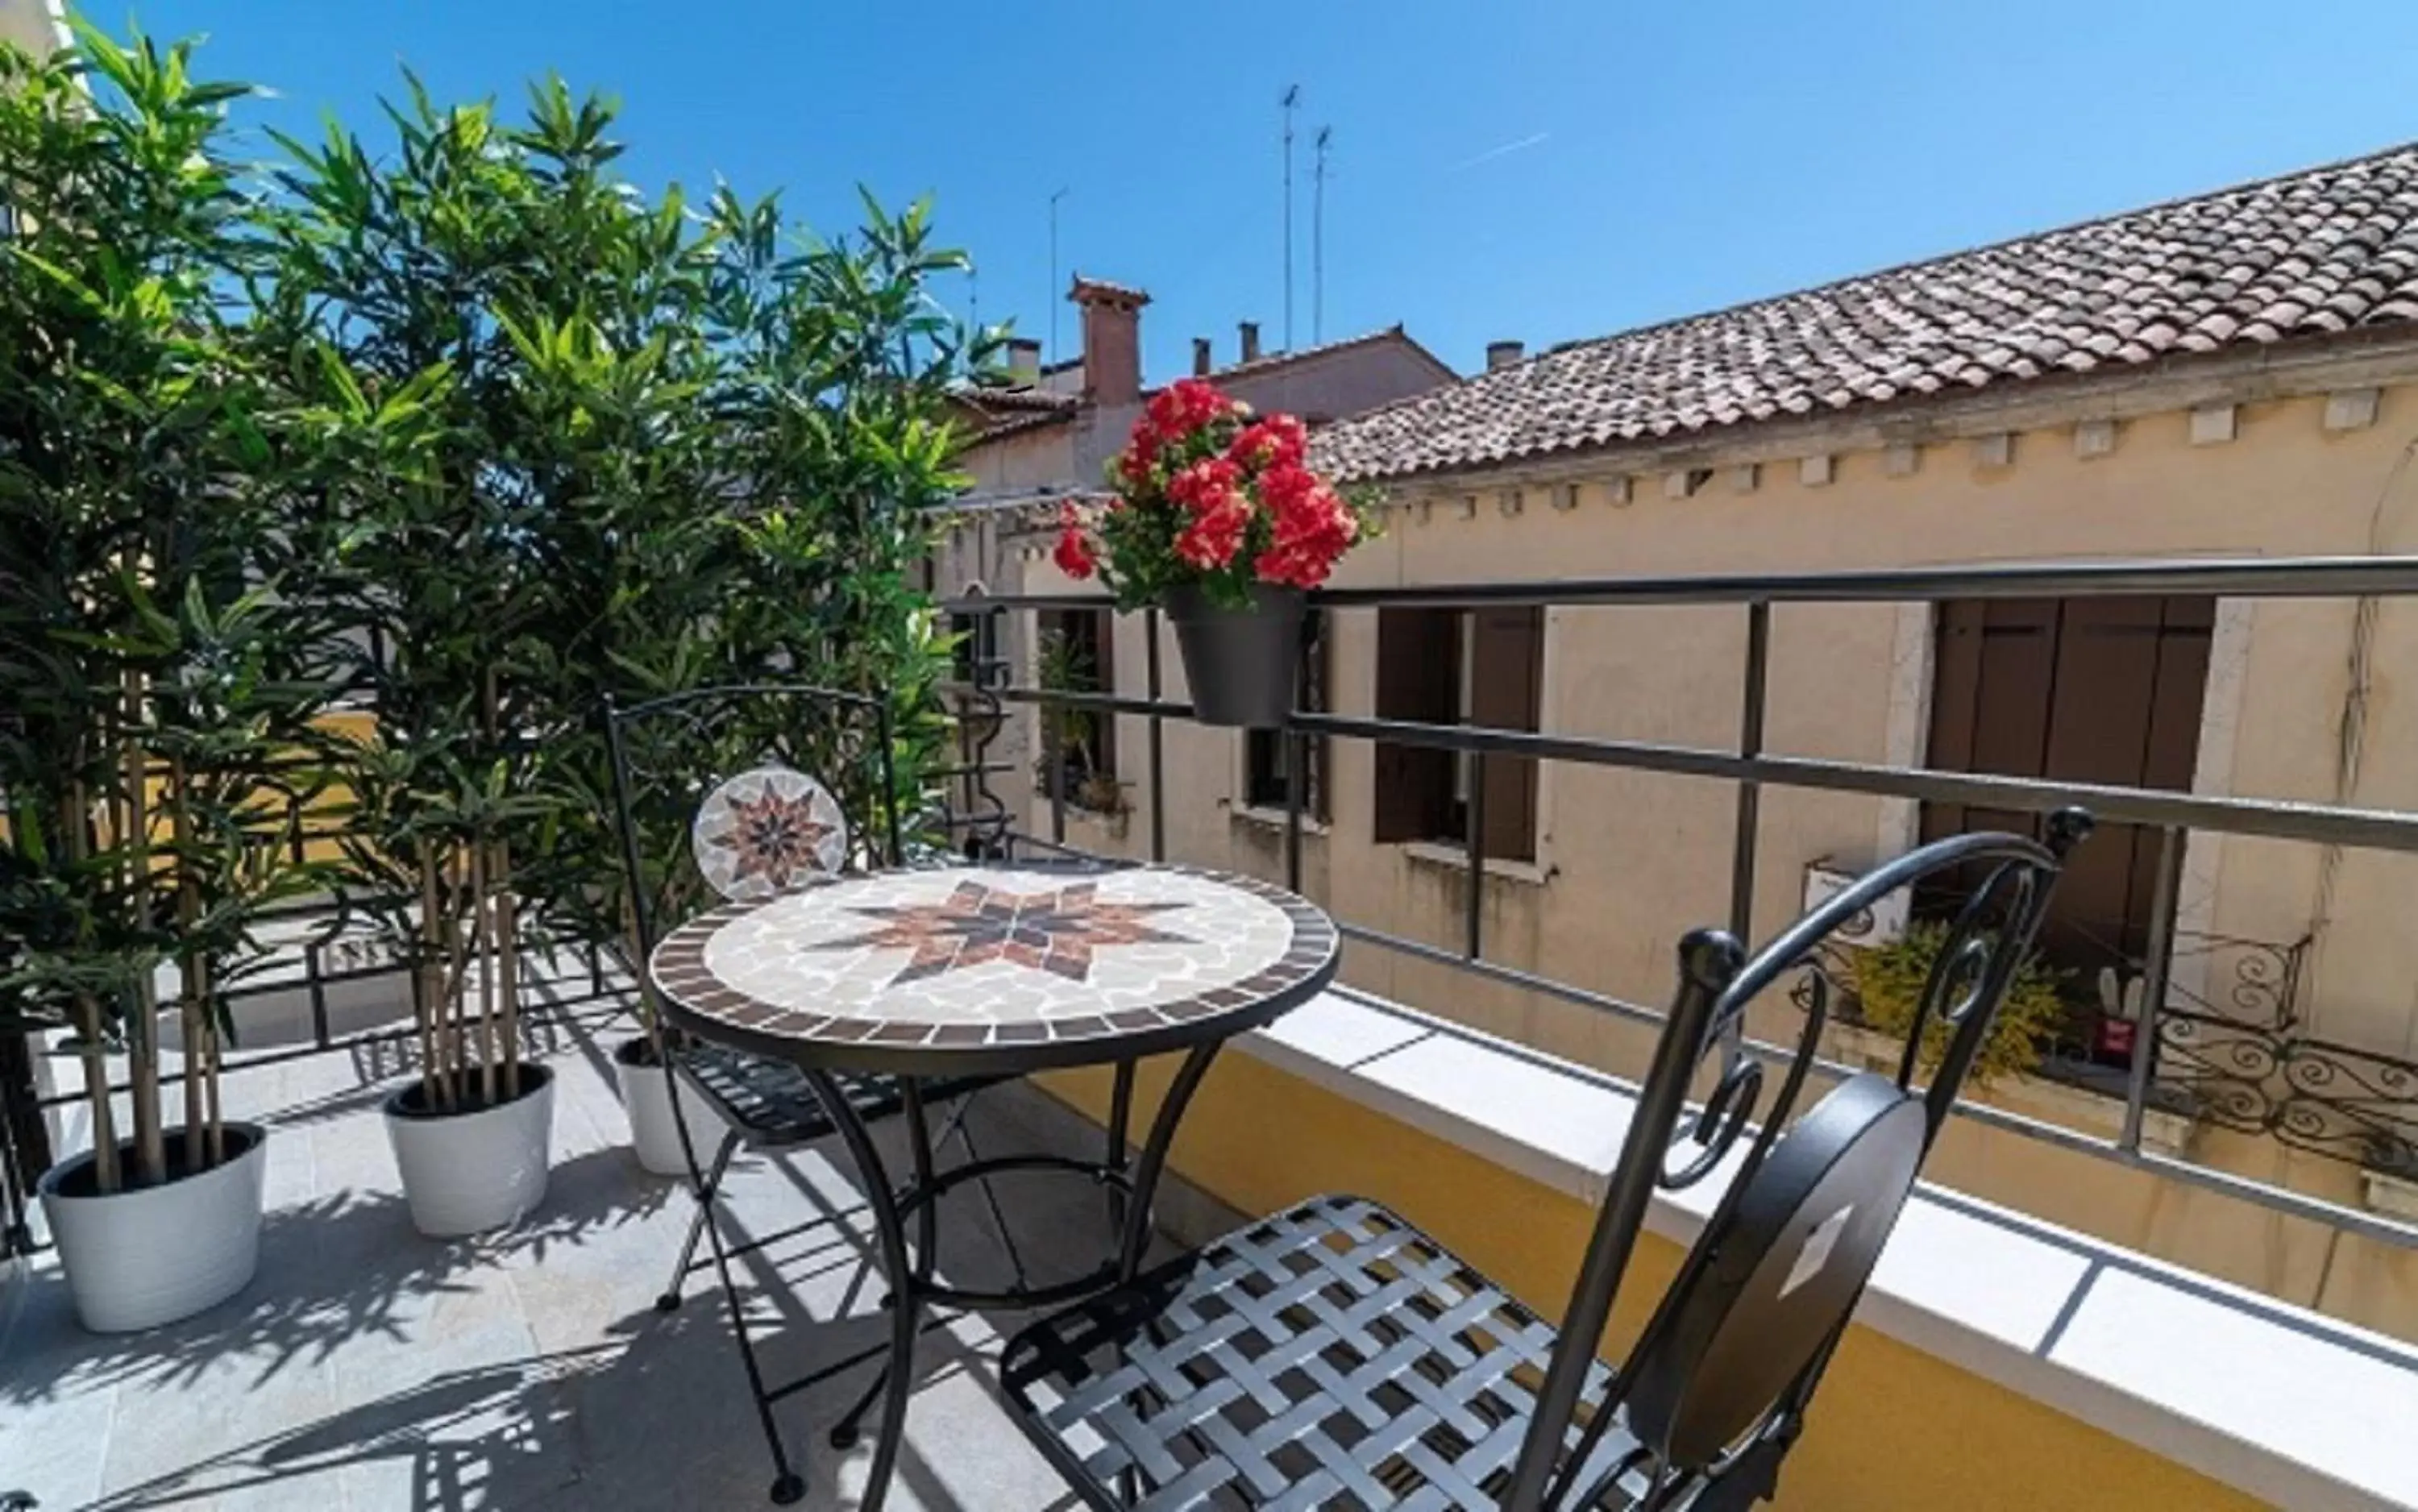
[1038,1053,2273,1511]
[983,380,2418,1341]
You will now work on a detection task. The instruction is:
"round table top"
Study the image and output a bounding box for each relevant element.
[648,861,1340,1075]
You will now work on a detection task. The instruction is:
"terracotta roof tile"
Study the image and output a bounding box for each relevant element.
[1314,143,2418,481]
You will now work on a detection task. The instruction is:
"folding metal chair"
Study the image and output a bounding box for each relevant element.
[999,812,2092,1510]
[604,683,1026,1505]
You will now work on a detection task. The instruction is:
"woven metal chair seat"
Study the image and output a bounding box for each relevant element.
[673,1038,995,1149]
[1001,1194,1665,1511]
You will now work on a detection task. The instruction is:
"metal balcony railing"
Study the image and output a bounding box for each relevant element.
[943,554,2418,1248]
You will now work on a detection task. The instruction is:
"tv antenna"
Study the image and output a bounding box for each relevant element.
[1281,85,1300,351]
[1047,187,1069,367]
[1312,126,1332,343]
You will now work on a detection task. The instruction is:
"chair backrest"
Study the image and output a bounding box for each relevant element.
[1506,809,2092,1511]
[600,683,902,966]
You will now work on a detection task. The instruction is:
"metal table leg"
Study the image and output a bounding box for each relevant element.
[804,1041,1227,1512]
[801,1067,920,1512]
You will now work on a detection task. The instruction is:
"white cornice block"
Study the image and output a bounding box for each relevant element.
[2325,388,2382,431]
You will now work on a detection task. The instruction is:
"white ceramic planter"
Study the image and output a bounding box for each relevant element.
[613,1037,728,1177]
[38,1124,268,1333]
[383,1064,555,1237]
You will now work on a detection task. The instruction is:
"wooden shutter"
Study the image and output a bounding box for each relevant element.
[1373,609,1456,843]
[1924,596,2212,963]
[1469,607,1543,862]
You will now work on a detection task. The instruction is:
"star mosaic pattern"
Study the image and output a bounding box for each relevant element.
[814,879,1192,985]
[647,864,1339,1063]
[692,765,849,902]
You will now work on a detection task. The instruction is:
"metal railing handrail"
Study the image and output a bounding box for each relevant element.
[941,552,2418,1250]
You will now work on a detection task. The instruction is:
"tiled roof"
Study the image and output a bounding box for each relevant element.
[959,386,1078,414]
[1186,325,1456,390]
[1314,143,2418,482]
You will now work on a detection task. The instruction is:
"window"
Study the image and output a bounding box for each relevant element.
[1035,609,1118,810]
[1922,594,2211,966]
[1372,606,1542,862]
[1244,610,1328,820]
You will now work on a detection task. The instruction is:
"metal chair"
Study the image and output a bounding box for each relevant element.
[999,811,2092,1510]
[603,683,1026,1505]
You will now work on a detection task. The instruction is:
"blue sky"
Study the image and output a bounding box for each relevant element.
[106,1,2418,379]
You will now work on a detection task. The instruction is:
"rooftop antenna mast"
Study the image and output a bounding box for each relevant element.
[1282,84,1299,351]
[1048,187,1069,367]
[1312,126,1332,344]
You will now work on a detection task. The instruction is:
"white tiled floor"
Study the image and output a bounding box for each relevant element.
[1,1009,1107,1512]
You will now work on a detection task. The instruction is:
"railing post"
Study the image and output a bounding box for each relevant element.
[1145,608,1166,863]
[1285,617,1310,895]
[1465,752,1487,961]
[1730,599,1771,946]
[2122,824,2186,1153]
[1039,610,1067,847]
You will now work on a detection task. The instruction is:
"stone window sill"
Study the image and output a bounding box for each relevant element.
[1230,804,1331,837]
[1402,839,1552,887]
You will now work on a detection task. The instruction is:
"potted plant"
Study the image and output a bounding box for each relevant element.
[1052,378,1374,727]
[0,24,338,1330]
[1846,920,2067,1086]
[265,79,590,1236]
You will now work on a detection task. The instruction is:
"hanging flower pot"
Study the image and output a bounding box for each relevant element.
[1163,580,1308,728]
[1053,377,1377,729]
[37,1124,269,1333]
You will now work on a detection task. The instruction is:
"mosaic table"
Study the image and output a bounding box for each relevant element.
[647,859,1340,1512]
[648,860,1340,1077]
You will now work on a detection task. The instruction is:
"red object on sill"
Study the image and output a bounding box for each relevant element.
[2096,1018,2138,1060]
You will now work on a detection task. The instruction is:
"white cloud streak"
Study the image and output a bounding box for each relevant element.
[1446,131,1551,174]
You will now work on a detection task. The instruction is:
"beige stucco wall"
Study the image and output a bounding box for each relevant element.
[979,372,2418,1341]
[0,0,65,57]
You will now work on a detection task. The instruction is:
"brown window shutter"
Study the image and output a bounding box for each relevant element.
[1469,607,1542,861]
[1373,609,1456,843]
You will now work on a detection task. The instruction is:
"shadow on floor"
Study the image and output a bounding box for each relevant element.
[2,1143,677,1412]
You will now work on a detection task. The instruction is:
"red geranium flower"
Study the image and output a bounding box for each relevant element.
[1053,502,1098,579]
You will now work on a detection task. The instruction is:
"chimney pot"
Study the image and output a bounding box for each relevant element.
[1486,339,1525,372]
[1192,337,1213,376]
[1007,337,1041,380]
[1239,321,1261,363]
[1069,276,1150,406]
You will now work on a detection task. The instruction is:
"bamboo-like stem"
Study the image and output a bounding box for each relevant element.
[170,754,206,1173]
[119,672,166,1186]
[200,949,223,1165]
[417,849,447,1110]
[442,846,470,1107]
[495,835,520,1097]
[61,785,120,1193]
[471,828,496,1106]
[478,669,515,1099]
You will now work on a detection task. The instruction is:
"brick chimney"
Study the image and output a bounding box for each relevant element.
[1069,275,1149,405]
[1238,321,1262,363]
[1192,337,1213,376]
[1006,337,1041,381]
[1486,339,1525,371]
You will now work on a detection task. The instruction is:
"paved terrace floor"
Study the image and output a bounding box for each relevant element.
[0,1011,1113,1511]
